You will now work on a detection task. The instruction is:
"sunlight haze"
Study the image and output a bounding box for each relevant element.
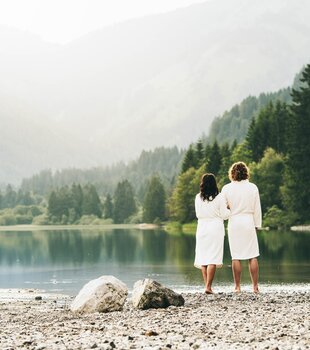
[0,0,309,183]
[0,0,206,43]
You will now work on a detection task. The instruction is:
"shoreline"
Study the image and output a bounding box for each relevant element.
[1,282,310,299]
[0,289,308,349]
[0,223,159,231]
[0,223,309,233]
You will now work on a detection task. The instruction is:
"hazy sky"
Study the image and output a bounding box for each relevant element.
[0,0,207,44]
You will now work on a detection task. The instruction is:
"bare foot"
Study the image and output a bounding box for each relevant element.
[253,288,259,294]
[205,289,214,294]
[234,287,241,293]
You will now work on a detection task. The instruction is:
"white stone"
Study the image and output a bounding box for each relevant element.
[71,275,128,313]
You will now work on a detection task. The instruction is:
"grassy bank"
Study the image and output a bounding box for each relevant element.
[164,221,197,235]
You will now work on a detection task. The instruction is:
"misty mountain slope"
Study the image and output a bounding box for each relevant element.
[1,0,310,183]
[206,68,307,145]
[46,0,310,146]
[0,93,101,183]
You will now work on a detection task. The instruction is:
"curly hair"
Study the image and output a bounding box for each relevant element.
[200,173,219,201]
[229,162,250,181]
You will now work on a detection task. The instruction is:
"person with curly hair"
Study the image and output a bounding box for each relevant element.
[221,161,262,293]
[194,173,230,294]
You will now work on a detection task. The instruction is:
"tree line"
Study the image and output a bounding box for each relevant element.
[0,185,44,225]
[0,185,37,209]
[20,146,183,200]
[46,177,167,225]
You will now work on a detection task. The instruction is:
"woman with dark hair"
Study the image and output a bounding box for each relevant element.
[194,173,230,294]
[221,162,262,293]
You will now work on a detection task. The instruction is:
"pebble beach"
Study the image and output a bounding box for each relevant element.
[0,289,309,350]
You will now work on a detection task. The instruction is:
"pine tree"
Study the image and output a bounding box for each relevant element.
[113,180,137,223]
[22,191,34,206]
[57,186,73,219]
[103,193,114,219]
[82,184,102,217]
[246,118,260,161]
[181,145,197,173]
[246,101,290,162]
[283,64,310,222]
[4,185,17,208]
[143,176,166,223]
[246,102,274,162]
[217,143,232,188]
[207,141,222,175]
[270,101,289,154]
[15,189,34,206]
[71,183,83,218]
[48,190,60,219]
[230,139,238,151]
[204,144,212,172]
[195,139,204,167]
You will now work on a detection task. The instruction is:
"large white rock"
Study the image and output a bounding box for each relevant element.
[71,275,128,313]
[132,279,185,309]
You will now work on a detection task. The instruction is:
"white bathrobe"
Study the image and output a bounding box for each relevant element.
[194,193,230,268]
[221,180,262,260]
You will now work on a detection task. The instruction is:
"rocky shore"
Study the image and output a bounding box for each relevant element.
[0,290,309,350]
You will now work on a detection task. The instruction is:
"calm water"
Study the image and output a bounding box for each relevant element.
[0,228,309,295]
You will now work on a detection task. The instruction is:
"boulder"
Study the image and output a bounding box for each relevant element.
[71,275,128,313]
[132,279,184,309]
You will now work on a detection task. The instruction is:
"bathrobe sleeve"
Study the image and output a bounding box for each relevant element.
[195,194,201,219]
[254,187,262,228]
[218,193,230,220]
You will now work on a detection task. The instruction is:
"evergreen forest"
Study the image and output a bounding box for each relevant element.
[170,65,310,228]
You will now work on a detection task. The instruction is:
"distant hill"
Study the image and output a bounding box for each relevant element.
[206,68,305,145]
[1,0,310,183]
[0,93,101,184]
[206,88,291,145]
[20,147,184,199]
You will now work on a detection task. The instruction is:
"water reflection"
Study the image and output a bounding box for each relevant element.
[0,229,197,266]
[0,228,309,292]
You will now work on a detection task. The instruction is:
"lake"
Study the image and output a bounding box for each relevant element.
[0,228,309,295]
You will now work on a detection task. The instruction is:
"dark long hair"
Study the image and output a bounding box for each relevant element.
[200,173,219,201]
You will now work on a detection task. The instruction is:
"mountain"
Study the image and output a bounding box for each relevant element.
[1,0,310,183]
[206,88,292,145]
[206,68,305,145]
[0,92,103,184]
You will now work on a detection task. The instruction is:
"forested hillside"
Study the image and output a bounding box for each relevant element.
[169,65,310,227]
[21,146,183,200]
[206,89,291,145]
[0,147,182,225]
[206,69,305,145]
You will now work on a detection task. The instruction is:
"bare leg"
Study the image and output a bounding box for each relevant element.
[201,265,208,287]
[206,265,216,293]
[232,259,242,292]
[248,258,259,293]
[201,265,216,293]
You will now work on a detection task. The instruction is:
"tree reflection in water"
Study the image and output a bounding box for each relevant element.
[0,229,309,288]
